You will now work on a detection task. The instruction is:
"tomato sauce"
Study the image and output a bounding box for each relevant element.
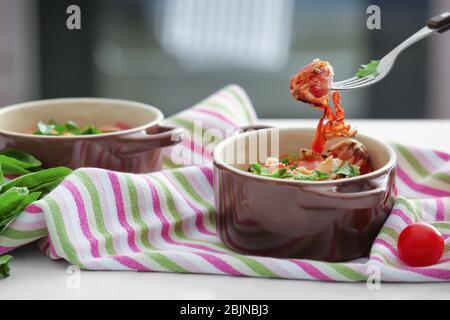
[290,59,355,153]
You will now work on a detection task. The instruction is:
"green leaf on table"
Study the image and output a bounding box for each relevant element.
[28,166,44,173]
[335,161,360,177]
[0,164,4,185]
[0,149,42,168]
[0,160,31,176]
[0,149,42,177]
[0,148,70,272]
[0,191,41,232]
[0,187,31,231]
[28,177,65,196]
[356,60,380,77]
[0,255,13,279]
[0,187,30,215]
[1,167,72,194]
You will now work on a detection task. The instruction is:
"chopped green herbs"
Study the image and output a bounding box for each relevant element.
[249,153,364,181]
[270,168,284,178]
[81,125,101,135]
[30,120,128,136]
[335,161,360,177]
[355,60,380,77]
[294,170,330,181]
[314,170,331,179]
[64,120,82,135]
[249,163,262,174]
[293,173,318,181]
[35,121,55,135]
[260,167,270,176]
[271,168,294,178]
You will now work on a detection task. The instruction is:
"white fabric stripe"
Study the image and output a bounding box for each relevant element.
[56,187,106,270]
[90,170,129,255]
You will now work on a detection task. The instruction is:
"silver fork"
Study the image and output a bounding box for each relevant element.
[331,11,450,90]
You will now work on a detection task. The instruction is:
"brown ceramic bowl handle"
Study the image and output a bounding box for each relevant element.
[115,125,184,156]
[305,179,388,209]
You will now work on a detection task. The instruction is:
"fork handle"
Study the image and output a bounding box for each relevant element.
[427,12,450,33]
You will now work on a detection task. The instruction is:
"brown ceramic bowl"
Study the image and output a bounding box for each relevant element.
[0,98,183,173]
[213,127,397,262]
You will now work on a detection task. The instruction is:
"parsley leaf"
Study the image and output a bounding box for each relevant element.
[250,163,275,177]
[294,173,319,181]
[294,170,330,181]
[356,60,380,77]
[65,121,82,135]
[249,163,262,174]
[280,157,290,165]
[313,170,331,179]
[271,168,294,178]
[81,125,101,135]
[271,168,285,178]
[349,164,360,177]
[335,161,360,177]
[48,119,66,134]
[36,121,56,135]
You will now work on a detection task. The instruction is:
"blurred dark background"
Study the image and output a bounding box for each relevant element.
[1,0,449,119]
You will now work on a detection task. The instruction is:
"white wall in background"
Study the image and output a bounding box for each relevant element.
[428,0,450,118]
[0,0,39,107]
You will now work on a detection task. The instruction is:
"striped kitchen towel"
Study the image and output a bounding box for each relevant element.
[0,84,449,281]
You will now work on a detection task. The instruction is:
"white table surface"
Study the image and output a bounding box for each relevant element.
[1,119,450,300]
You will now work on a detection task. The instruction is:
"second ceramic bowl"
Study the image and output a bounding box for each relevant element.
[0,98,183,173]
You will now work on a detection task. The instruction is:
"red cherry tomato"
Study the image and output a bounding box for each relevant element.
[397,223,444,267]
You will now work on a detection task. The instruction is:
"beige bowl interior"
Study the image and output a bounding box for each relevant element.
[0,98,163,134]
[214,127,395,180]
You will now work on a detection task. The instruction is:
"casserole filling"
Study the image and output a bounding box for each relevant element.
[249,59,372,181]
[27,120,131,136]
[249,138,372,181]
